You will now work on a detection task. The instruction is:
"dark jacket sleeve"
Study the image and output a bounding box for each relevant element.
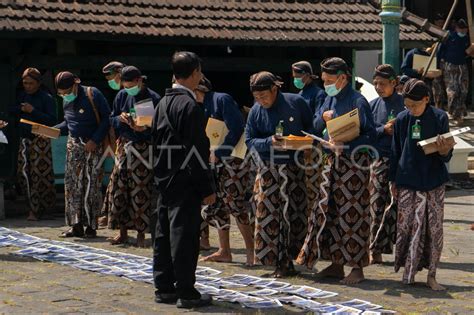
[401,50,421,79]
[245,108,272,153]
[370,99,386,140]
[30,93,56,126]
[313,98,330,136]
[184,103,216,199]
[389,117,402,182]
[437,112,453,163]
[299,97,315,134]
[216,94,245,159]
[110,93,123,131]
[54,120,69,135]
[90,87,111,145]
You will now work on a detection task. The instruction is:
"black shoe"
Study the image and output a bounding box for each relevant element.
[176,294,212,309]
[84,227,97,238]
[155,293,178,304]
[59,224,84,238]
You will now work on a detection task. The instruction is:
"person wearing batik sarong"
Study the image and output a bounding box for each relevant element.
[98,61,125,228]
[297,57,376,285]
[432,14,448,112]
[9,68,56,221]
[54,72,110,238]
[245,71,313,278]
[105,66,160,247]
[291,61,327,219]
[439,19,473,125]
[390,79,454,291]
[195,76,255,266]
[368,64,405,264]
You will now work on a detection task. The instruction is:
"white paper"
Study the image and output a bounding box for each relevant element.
[242,298,283,309]
[247,288,279,296]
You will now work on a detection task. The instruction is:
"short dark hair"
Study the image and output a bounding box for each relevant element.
[171,51,202,80]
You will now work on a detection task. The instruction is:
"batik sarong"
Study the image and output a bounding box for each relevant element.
[432,61,447,111]
[107,140,153,233]
[394,185,445,284]
[368,157,396,255]
[442,61,468,119]
[202,158,251,230]
[64,137,103,229]
[17,136,56,217]
[254,161,307,267]
[297,152,371,269]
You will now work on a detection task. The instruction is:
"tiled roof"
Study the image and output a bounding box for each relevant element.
[0,0,435,44]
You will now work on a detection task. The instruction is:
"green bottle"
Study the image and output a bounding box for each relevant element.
[275,120,284,137]
[130,107,137,119]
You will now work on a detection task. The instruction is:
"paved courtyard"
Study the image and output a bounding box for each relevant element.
[0,187,473,314]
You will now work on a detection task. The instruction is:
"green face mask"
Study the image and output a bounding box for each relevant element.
[108,79,120,91]
[125,84,140,96]
[61,92,76,103]
[293,77,305,90]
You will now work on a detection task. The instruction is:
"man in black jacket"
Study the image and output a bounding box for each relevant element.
[151,51,216,309]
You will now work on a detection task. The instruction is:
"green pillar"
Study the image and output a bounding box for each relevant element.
[380,0,401,73]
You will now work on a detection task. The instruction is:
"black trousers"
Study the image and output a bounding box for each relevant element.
[152,190,202,300]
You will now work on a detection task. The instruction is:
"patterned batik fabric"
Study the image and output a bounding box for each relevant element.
[304,145,323,219]
[253,161,307,267]
[442,62,468,119]
[297,153,371,269]
[106,140,154,233]
[16,136,56,217]
[368,157,396,255]
[432,61,448,111]
[100,156,119,219]
[201,158,251,230]
[64,137,104,229]
[394,185,445,284]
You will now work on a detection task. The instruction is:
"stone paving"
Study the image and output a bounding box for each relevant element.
[0,188,473,314]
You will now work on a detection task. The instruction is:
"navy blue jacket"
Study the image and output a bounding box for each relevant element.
[299,83,327,115]
[203,91,244,159]
[389,106,452,192]
[401,48,430,79]
[9,89,56,138]
[246,92,314,164]
[55,85,111,145]
[314,84,376,154]
[370,92,405,158]
[439,31,470,65]
[110,87,161,142]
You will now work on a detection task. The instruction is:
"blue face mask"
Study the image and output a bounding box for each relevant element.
[457,32,467,38]
[125,84,140,96]
[61,92,76,103]
[293,77,305,90]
